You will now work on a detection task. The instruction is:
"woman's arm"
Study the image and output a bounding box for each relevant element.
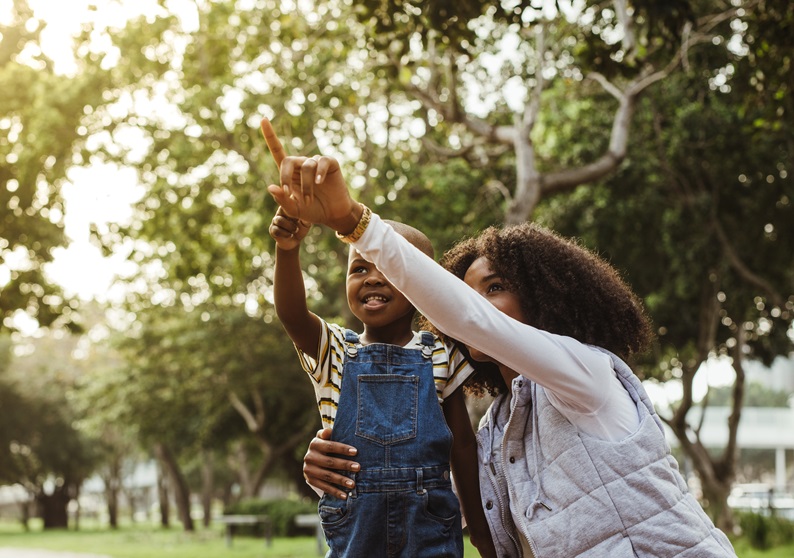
[353,215,613,413]
[264,152,611,413]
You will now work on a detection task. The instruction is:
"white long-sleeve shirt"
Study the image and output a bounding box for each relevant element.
[353,214,639,441]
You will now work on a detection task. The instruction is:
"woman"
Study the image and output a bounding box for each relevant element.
[266,150,737,557]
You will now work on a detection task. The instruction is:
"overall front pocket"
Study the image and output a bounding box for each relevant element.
[356,374,419,445]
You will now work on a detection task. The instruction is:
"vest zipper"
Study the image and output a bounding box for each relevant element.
[477,426,520,556]
[504,383,542,558]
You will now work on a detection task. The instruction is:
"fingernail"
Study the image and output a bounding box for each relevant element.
[348,448,357,455]
[345,479,354,487]
[339,492,347,500]
[351,463,360,471]
[316,174,322,183]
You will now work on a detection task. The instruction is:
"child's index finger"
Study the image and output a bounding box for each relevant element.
[260,117,287,168]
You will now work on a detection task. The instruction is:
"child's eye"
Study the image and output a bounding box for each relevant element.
[351,266,367,274]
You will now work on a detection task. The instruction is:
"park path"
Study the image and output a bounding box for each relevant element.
[0,550,110,558]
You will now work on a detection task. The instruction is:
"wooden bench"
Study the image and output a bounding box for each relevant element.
[217,514,272,548]
[295,513,325,555]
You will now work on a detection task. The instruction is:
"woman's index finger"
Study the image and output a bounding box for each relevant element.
[260,117,287,168]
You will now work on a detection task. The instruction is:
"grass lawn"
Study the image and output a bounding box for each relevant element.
[0,519,480,557]
[2,520,793,557]
[1,521,320,558]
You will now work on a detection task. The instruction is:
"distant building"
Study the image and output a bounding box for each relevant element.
[746,355,794,394]
[664,406,794,495]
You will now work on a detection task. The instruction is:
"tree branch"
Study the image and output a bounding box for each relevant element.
[713,217,786,308]
[228,390,261,432]
[724,326,746,467]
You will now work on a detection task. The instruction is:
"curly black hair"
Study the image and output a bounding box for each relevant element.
[421,222,654,398]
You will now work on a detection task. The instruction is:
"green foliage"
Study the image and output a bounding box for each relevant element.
[738,512,794,550]
[353,0,694,65]
[83,301,320,500]
[0,331,99,522]
[540,58,794,380]
[224,498,317,537]
[0,1,109,332]
[371,158,503,253]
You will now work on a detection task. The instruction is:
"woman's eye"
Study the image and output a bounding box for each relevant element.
[486,283,504,293]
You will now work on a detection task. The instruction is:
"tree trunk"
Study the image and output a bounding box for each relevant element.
[230,442,256,499]
[102,458,122,529]
[19,499,30,531]
[73,486,81,531]
[155,443,194,531]
[156,459,170,528]
[701,479,735,533]
[107,482,119,529]
[122,485,139,523]
[665,283,743,534]
[201,448,214,527]
[37,485,71,529]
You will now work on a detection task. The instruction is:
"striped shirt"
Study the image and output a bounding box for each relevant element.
[296,319,475,429]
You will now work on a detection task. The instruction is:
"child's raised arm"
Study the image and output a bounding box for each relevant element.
[262,119,322,357]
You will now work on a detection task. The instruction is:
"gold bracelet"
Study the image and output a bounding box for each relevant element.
[335,205,372,244]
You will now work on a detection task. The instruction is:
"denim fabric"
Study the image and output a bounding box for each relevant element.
[318,330,463,558]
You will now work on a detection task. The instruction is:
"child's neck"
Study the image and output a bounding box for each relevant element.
[359,326,415,347]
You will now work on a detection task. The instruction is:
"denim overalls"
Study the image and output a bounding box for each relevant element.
[318,330,463,557]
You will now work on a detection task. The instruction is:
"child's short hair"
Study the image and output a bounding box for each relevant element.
[383,220,434,259]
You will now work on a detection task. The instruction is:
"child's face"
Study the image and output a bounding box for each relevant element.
[346,248,415,333]
[462,256,526,363]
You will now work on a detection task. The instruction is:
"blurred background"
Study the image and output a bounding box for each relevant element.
[0,0,792,555]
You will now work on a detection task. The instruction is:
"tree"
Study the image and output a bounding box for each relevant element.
[0,331,99,529]
[0,0,108,332]
[349,0,748,223]
[87,303,320,529]
[73,343,141,530]
[539,4,793,527]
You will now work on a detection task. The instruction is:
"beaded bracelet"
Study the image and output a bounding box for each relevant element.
[335,204,372,244]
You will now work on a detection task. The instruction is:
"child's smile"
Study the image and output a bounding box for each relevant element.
[362,292,389,310]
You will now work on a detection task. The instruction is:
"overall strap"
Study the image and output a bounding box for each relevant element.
[419,331,435,359]
[344,329,361,359]
[344,329,360,343]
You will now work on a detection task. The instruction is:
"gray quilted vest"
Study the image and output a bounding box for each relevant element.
[476,348,736,557]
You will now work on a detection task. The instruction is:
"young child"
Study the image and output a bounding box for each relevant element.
[264,121,493,557]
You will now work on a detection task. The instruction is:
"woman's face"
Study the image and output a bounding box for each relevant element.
[462,256,527,363]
